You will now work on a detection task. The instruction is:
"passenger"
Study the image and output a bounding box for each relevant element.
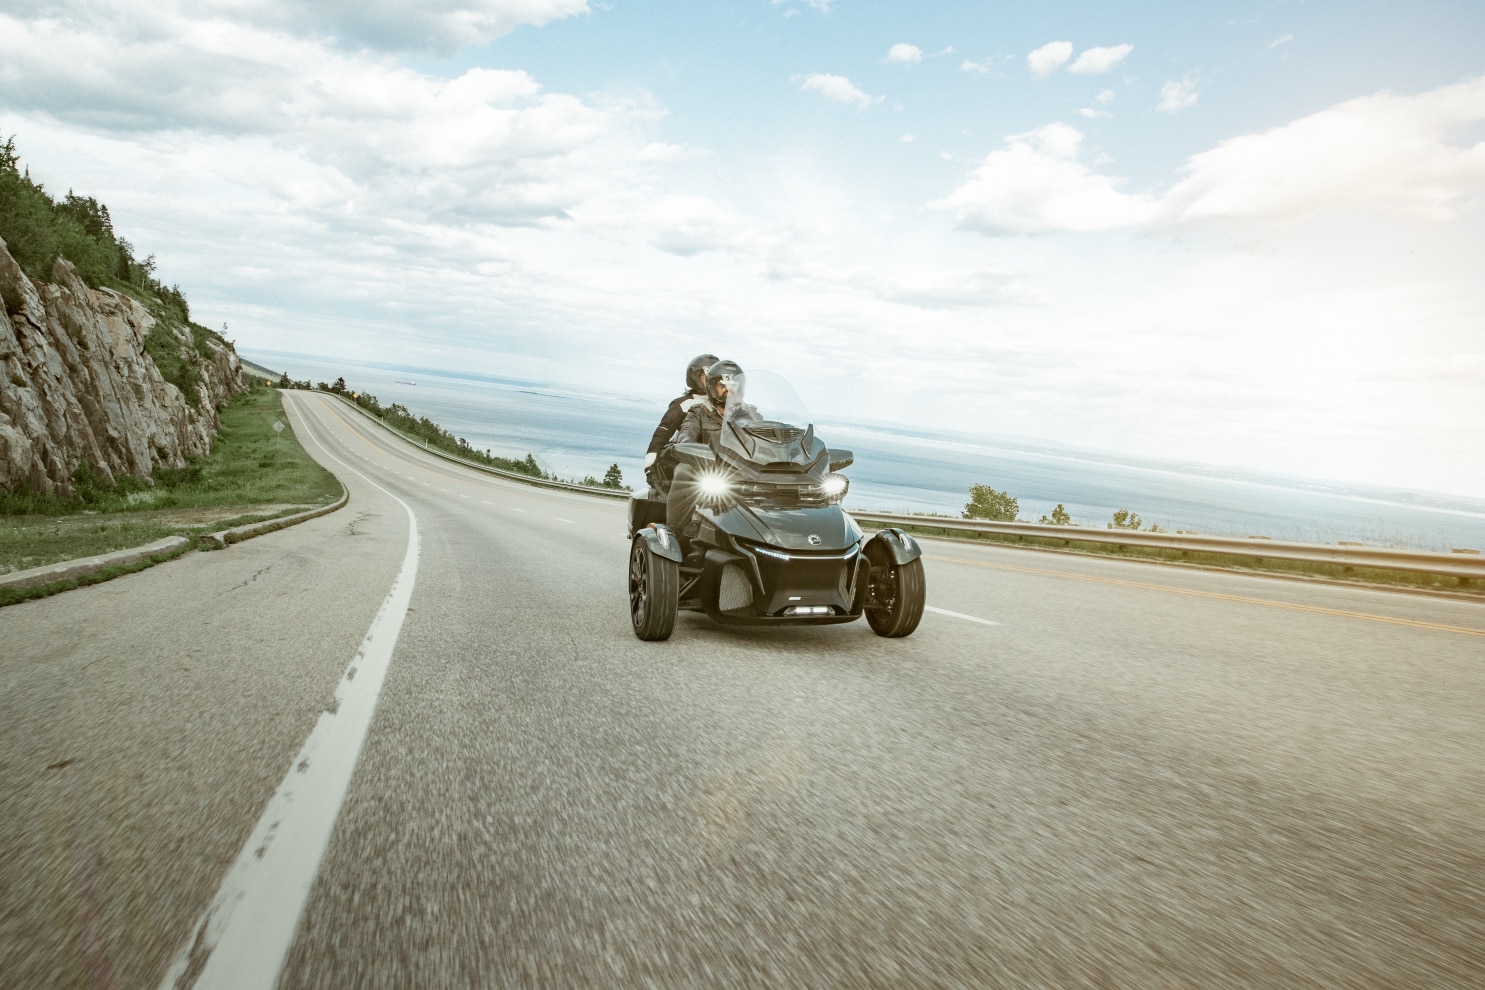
[666,359,743,544]
[644,353,717,493]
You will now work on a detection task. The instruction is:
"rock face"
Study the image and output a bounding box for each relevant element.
[0,234,246,495]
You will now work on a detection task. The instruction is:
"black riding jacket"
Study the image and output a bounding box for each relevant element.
[647,391,707,458]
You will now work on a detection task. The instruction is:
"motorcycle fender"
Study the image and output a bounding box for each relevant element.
[867,528,922,566]
[637,524,684,563]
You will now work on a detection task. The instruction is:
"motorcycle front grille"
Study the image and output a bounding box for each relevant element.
[719,563,754,612]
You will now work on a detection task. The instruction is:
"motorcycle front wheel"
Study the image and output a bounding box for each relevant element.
[864,546,925,638]
[629,536,679,641]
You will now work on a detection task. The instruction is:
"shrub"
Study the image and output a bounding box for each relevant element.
[1038,503,1072,525]
[964,484,1019,521]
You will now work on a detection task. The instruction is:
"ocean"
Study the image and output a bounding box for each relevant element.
[250,351,1485,553]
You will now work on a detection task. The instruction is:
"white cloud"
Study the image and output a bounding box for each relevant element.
[2,0,589,56]
[798,73,880,108]
[930,123,1156,233]
[1078,108,1111,119]
[899,133,917,143]
[1026,41,1073,77]
[1095,89,1116,105]
[1068,44,1132,75]
[937,75,1485,235]
[961,59,990,74]
[640,195,753,256]
[886,43,922,65]
[1166,75,1485,222]
[636,142,708,162]
[1158,75,1200,114]
[0,7,654,227]
[1267,34,1294,50]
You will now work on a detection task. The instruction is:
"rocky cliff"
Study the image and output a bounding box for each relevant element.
[0,234,246,495]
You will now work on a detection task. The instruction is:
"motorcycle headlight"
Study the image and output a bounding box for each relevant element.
[820,473,849,502]
[698,471,732,503]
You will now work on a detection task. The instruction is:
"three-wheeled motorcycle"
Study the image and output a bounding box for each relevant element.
[626,370,925,641]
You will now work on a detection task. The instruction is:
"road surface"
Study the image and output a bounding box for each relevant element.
[2,390,1482,988]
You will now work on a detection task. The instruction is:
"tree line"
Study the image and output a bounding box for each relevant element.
[963,484,1163,532]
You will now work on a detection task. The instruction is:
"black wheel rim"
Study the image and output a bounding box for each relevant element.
[630,543,648,626]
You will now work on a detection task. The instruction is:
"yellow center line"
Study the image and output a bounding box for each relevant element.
[927,553,1485,638]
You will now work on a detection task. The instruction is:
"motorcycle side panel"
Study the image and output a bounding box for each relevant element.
[627,497,667,537]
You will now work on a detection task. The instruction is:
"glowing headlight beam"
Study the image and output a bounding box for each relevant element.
[698,472,731,499]
[820,474,849,500]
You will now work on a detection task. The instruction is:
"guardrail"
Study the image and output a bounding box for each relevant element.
[324,392,631,500]
[849,510,1485,580]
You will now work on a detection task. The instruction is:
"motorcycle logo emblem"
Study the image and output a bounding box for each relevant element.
[807,534,822,546]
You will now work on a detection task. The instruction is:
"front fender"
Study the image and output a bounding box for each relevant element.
[636,523,684,563]
[866,527,923,566]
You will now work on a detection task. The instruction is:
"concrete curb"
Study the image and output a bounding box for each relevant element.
[0,535,191,592]
[199,486,350,548]
[1,488,350,596]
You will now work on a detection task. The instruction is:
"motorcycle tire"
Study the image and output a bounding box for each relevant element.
[865,552,925,638]
[630,535,679,641]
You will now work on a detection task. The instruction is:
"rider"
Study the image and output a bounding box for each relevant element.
[644,353,717,492]
[666,359,743,545]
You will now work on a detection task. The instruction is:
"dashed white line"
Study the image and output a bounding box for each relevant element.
[553,517,575,524]
[161,397,421,990]
[511,508,526,513]
[924,605,1000,627]
[481,501,493,505]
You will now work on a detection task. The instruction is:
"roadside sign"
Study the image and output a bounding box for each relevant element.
[273,421,285,433]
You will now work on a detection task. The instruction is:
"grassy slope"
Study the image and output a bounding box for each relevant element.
[1,386,341,586]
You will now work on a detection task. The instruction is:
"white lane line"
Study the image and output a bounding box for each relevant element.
[481,500,493,505]
[553,517,575,524]
[925,605,1000,627]
[160,397,420,990]
[440,488,448,492]
[511,507,526,513]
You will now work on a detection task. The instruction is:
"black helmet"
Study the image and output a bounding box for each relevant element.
[685,353,719,394]
[704,359,743,408]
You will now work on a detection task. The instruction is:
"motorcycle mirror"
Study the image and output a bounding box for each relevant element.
[673,442,716,469]
[828,449,854,472]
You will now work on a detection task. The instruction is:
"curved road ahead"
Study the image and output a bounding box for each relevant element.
[3,390,1482,988]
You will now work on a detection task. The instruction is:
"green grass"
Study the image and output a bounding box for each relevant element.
[872,522,1484,598]
[1,386,342,590]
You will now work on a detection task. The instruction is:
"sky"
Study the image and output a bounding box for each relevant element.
[2,0,1483,497]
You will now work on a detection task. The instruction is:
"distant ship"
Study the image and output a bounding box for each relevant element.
[395,380,416,385]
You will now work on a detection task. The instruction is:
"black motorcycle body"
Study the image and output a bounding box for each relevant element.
[626,371,925,641]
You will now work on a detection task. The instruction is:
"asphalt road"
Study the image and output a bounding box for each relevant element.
[2,390,1482,989]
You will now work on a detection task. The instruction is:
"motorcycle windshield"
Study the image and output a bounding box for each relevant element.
[719,370,821,470]
[724,370,811,430]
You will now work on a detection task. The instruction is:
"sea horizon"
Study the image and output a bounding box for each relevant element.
[247,349,1485,554]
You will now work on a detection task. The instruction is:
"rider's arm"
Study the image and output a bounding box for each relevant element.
[674,405,704,446]
[647,395,698,459]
